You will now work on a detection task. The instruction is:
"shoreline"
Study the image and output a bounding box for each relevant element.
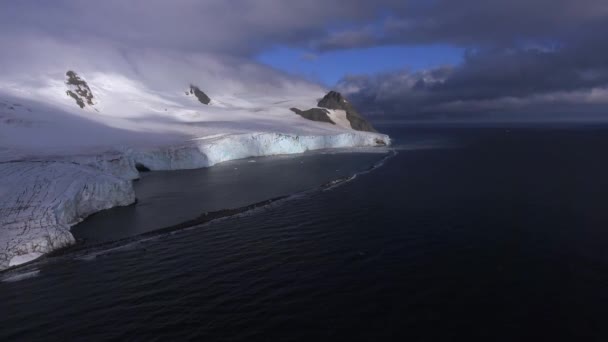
[1,148,396,276]
[0,131,390,271]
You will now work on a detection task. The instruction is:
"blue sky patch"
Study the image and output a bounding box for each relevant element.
[256,45,464,87]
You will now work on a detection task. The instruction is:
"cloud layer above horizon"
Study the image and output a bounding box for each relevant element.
[2,0,608,119]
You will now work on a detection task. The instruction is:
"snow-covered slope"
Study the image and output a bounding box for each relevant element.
[0,52,389,271]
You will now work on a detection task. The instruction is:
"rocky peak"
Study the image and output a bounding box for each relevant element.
[318,91,377,133]
[65,71,95,109]
[318,91,350,110]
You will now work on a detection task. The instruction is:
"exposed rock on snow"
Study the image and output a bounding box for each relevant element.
[291,91,376,132]
[290,107,335,125]
[65,71,95,109]
[318,91,377,132]
[188,85,211,105]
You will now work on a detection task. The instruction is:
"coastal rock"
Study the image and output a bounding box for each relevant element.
[318,91,377,132]
[290,108,335,125]
[289,91,377,132]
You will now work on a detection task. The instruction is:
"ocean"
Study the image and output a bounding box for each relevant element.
[2,124,608,341]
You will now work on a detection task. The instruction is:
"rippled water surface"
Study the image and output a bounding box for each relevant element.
[3,124,608,341]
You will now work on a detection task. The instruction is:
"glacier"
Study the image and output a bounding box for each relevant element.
[0,48,390,271]
[0,131,389,270]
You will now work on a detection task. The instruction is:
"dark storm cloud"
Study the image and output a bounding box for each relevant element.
[338,37,608,118]
[0,0,403,92]
[315,0,608,50]
[330,1,608,119]
[0,0,403,55]
[2,0,608,118]
[1,0,606,59]
[339,31,608,115]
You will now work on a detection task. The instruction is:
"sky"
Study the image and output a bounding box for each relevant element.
[1,0,608,120]
[256,45,464,86]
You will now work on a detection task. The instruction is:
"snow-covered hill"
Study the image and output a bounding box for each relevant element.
[0,54,389,271]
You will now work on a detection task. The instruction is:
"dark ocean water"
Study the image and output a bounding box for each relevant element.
[3,124,608,341]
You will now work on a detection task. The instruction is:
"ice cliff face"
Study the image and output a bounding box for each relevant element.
[0,132,389,270]
[129,132,389,170]
[0,159,136,269]
[0,64,389,271]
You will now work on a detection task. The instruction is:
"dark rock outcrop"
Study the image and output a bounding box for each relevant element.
[65,71,94,109]
[374,138,387,146]
[135,163,151,172]
[318,91,377,132]
[189,85,211,105]
[66,91,85,108]
[290,108,335,125]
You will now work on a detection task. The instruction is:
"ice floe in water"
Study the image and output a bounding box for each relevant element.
[1,270,40,283]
